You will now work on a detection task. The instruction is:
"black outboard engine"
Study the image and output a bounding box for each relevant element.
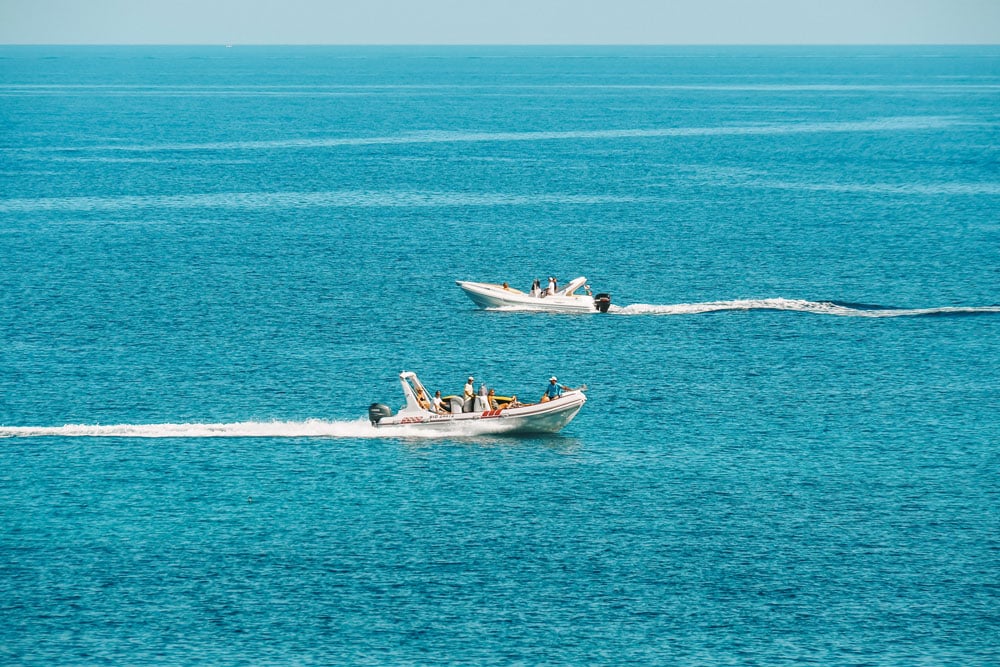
[368,403,393,425]
[594,293,612,313]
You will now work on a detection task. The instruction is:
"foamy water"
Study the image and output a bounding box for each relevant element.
[0,190,636,213]
[3,115,957,156]
[608,299,1000,318]
[0,418,542,440]
[0,419,368,439]
[485,298,1000,317]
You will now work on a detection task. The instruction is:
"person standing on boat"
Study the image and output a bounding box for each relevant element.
[462,376,475,412]
[475,381,489,411]
[541,376,569,402]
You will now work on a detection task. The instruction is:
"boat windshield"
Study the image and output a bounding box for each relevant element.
[559,277,587,296]
[399,372,432,412]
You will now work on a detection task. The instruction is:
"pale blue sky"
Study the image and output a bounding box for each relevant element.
[1,0,998,45]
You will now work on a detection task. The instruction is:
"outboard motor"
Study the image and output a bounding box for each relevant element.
[594,293,612,313]
[368,403,393,425]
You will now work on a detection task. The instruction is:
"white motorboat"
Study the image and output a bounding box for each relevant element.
[456,276,611,313]
[369,372,586,435]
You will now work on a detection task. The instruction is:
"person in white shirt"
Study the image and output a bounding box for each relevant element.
[432,390,446,414]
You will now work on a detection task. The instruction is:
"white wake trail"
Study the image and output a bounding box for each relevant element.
[0,418,553,440]
[0,419,374,439]
[609,299,1000,318]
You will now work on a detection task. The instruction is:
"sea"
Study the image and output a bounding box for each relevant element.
[0,45,998,665]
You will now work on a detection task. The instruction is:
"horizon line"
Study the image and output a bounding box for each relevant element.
[2,42,998,47]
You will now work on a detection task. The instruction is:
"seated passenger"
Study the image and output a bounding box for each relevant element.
[541,376,568,402]
[415,388,431,410]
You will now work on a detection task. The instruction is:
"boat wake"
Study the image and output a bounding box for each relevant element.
[0,418,554,440]
[610,298,1000,318]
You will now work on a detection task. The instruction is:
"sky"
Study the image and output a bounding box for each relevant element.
[1,0,998,45]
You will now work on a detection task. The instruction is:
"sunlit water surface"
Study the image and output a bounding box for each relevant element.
[1,46,998,665]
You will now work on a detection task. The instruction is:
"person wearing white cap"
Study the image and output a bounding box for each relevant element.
[462,376,476,412]
[541,375,569,402]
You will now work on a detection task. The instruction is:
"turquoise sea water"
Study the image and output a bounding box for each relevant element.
[1,46,998,664]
